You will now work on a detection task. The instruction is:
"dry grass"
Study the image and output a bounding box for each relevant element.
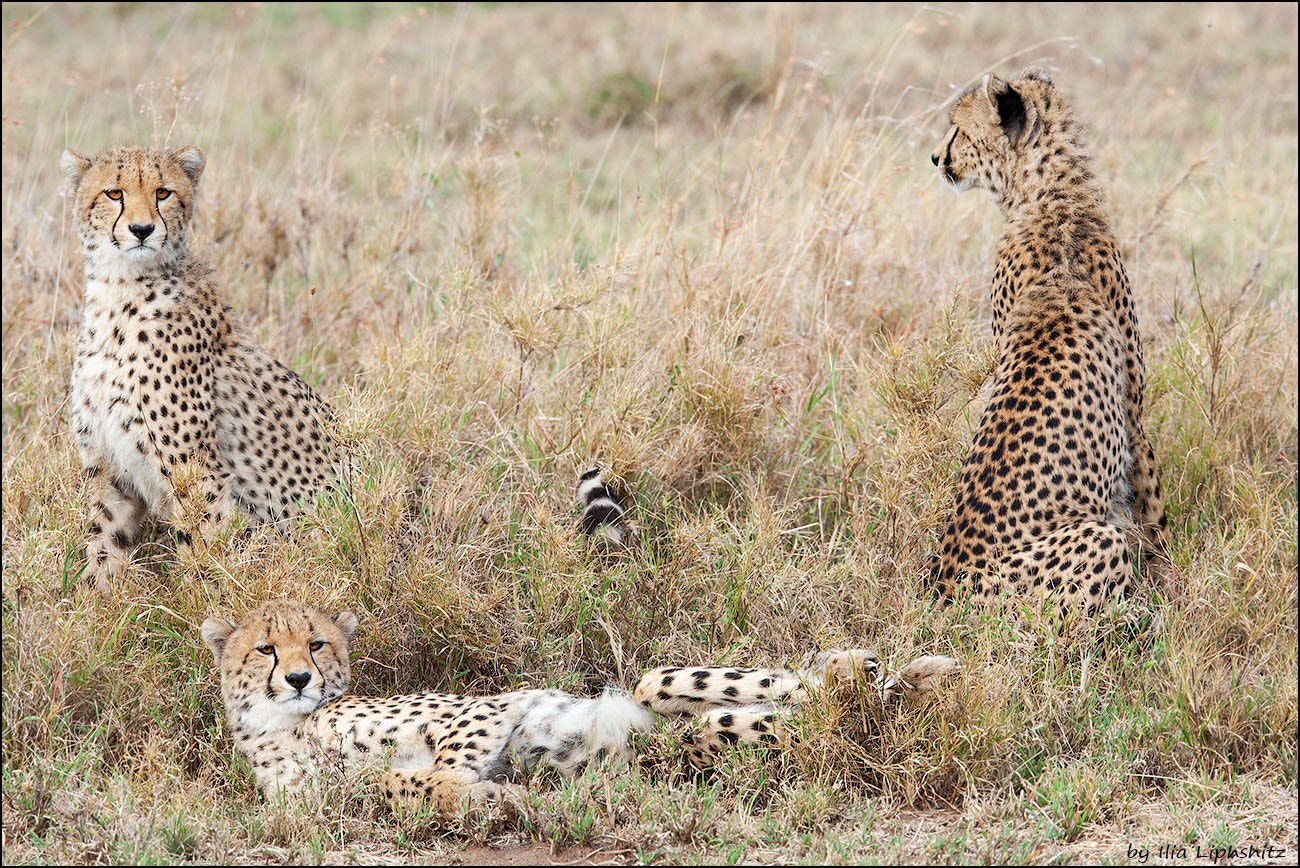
[2,2,1296,864]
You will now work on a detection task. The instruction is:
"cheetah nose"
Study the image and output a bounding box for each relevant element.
[128,223,155,241]
[930,152,940,166]
[284,671,311,692]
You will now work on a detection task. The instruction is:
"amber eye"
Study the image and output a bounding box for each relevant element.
[309,641,324,652]
[156,188,172,200]
[256,644,274,655]
[105,189,123,200]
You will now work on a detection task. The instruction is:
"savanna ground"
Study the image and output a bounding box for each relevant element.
[2,2,1296,864]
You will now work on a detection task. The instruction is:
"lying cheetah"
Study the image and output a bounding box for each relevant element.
[201,600,650,814]
[61,146,338,592]
[201,600,958,814]
[928,68,1169,615]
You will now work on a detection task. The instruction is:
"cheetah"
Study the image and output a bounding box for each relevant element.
[928,67,1169,615]
[200,600,652,814]
[61,146,339,593]
[201,601,959,813]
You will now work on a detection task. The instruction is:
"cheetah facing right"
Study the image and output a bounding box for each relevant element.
[929,67,1169,615]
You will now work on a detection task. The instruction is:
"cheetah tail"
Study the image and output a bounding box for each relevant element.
[577,466,632,548]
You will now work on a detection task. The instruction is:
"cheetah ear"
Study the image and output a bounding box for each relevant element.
[61,149,92,191]
[1019,65,1053,85]
[170,145,206,185]
[333,611,358,639]
[201,617,237,664]
[984,75,1038,149]
[982,74,1009,120]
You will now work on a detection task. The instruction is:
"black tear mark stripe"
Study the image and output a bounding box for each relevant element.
[265,647,278,699]
[309,641,323,690]
[941,129,957,169]
[109,170,125,248]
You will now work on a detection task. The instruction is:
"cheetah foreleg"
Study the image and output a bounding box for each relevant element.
[166,449,235,561]
[83,468,147,595]
[1127,426,1171,576]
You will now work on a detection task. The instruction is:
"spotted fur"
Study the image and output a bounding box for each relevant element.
[63,146,338,593]
[633,650,960,768]
[201,601,652,815]
[928,68,1169,616]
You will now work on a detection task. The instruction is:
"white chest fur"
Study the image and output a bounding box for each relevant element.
[71,278,172,511]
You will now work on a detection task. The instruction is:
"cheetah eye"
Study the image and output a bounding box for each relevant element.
[256,644,275,655]
[309,641,324,652]
[156,188,172,200]
[105,189,123,200]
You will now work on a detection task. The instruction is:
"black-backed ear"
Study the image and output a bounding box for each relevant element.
[984,75,1038,148]
[170,146,206,185]
[334,611,358,640]
[61,149,92,192]
[1019,66,1053,85]
[201,617,237,665]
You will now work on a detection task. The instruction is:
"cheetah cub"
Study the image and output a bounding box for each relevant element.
[62,146,338,593]
[201,601,653,814]
[929,68,1169,615]
[201,601,959,813]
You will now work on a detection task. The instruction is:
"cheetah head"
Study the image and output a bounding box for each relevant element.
[61,145,205,275]
[930,66,1054,196]
[201,601,358,734]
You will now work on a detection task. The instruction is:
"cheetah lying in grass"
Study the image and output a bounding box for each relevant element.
[202,600,958,815]
[61,145,339,593]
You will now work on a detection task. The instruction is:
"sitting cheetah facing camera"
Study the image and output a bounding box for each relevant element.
[928,68,1169,615]
[62,146,338,593]
[201,600,958,814]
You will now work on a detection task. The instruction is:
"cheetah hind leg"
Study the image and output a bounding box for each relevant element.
[992,520,1134,617]
[879,655,962,702]
[680,704,791,769]
[647,650,883,770]
[380,768,525,819]
[83,471,147,596]
[678,651,960,770]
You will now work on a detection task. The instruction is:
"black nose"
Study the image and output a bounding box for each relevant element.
[931,153,940,166]
[285,671,310,691]
[129,223,154,241]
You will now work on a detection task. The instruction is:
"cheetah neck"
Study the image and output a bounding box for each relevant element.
[995,115,1108,224]
[995,132,1116,292]
[225,681,326,739]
